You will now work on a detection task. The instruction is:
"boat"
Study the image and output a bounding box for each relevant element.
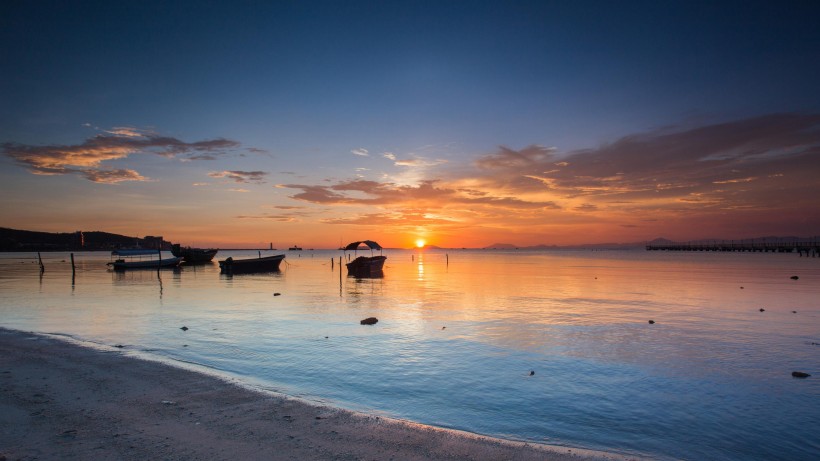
[288,245,303,251]
[107,249,183,270]
[171,244,219,263]
[344,240,386,276]
[219,253,285,274]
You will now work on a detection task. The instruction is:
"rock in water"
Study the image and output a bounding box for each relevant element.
[790,275,799,280]
[180,326,189,331]
[648,320,655,324]
[792,371,811,378]
[360,317,378,325]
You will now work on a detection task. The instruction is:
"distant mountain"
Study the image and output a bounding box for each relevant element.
[483,241,641,250]
[479,236,818,251]
[0,227,171,251]
[483,243,520,249]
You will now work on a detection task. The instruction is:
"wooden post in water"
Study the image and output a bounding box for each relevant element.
[37,252,44,273]
[70,253,76,274]
[331,257,334,270]
[446,253,449,266]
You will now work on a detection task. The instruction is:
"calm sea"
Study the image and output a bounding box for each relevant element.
[1,249,818,460]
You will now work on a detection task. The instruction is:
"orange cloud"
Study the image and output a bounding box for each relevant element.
[2,128,241,183]
[282,179,559,209]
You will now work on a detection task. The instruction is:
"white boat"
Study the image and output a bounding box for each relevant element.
[107,249,182,270]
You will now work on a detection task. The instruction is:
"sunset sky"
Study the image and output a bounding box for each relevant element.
[2,1,819,248]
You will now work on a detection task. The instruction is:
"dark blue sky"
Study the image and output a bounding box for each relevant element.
[2,1,819,246]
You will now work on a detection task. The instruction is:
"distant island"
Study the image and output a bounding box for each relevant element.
[0,227,171,252]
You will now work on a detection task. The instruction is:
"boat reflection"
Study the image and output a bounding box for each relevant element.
[348,269,384,279]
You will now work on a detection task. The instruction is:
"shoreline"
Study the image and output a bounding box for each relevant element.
[0,327,639,460]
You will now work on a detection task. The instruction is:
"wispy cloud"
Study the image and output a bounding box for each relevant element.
[393,156,447,168]
[282,179,559,209]
[351,148,369,157]
[209,170,269,184]
[1,127,241,183]
[83,169,147,184]
[235,214,297,222]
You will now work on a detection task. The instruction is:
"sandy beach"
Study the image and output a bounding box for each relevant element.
[0,327,634,461]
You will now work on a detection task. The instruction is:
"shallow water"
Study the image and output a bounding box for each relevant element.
[1,249,818,460]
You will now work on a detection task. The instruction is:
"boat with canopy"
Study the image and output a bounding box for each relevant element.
[344,240,386,276]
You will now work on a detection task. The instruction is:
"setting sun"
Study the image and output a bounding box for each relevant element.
[415,239,426,248]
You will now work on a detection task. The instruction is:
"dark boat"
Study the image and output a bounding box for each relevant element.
[107,249,183,271]
[171,244,219,263]
[344,240,386,276]
[218,253,285,275]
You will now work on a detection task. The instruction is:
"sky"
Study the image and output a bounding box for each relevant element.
[2,0,819,249]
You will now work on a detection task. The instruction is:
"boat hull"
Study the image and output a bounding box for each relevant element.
[346,255,386,276]
[219,254,285,274]
[171,245,218,263]
[109,257,183,271]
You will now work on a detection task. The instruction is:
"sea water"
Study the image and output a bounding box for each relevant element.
[0,249,818,460]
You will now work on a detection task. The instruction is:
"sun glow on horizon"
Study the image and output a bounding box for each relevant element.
[415,238,426,248]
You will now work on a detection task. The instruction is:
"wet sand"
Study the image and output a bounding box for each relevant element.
[0,328,635,460]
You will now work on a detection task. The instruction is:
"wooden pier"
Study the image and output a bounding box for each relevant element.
[646,241,820,257]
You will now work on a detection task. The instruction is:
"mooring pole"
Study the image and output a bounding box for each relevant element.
[37,252,44,273]
[70,253,76,274]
